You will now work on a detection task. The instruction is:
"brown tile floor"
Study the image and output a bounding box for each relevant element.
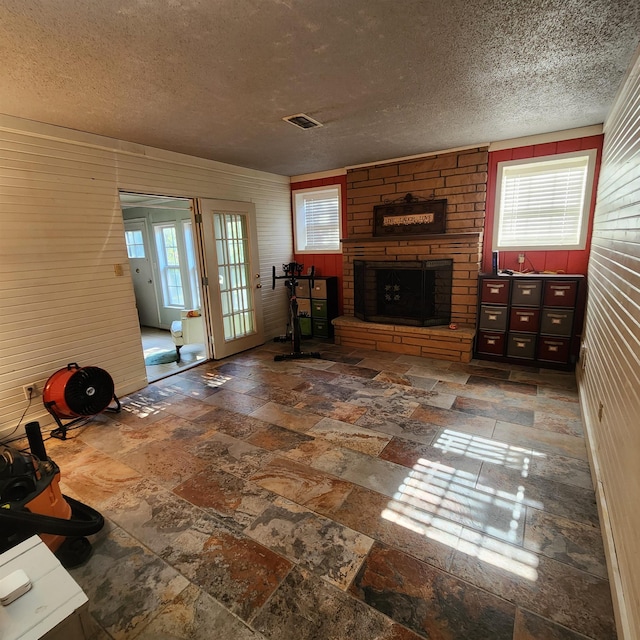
[42,340,615,639]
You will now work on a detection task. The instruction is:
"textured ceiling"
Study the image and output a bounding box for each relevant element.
[0,1,638,176]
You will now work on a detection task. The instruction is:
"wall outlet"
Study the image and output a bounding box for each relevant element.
[518,253,525,264]
[22,383,38,400]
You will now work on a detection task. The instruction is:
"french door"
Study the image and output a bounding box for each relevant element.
[198,199,264,359]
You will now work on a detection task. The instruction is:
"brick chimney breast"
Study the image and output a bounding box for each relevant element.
[340,147,488,342]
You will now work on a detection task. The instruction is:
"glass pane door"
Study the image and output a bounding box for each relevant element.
[214,212,255,341]
[199,199,264,359]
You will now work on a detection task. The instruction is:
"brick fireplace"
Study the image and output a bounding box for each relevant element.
[333,147,488,362]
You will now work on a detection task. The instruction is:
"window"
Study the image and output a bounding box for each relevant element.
[493,149,597,251]
[154,224,185,307]
[124,230,145,258]
[293,185,341,253]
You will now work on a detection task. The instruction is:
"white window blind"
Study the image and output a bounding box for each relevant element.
[293,186,341,253]
[494,150,596,251]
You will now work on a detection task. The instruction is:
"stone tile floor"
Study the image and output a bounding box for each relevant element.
[41,339,615,639]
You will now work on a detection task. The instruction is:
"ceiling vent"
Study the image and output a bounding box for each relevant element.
[282,113,323,130]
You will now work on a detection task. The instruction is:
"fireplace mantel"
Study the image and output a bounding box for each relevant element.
[341,232,481,245]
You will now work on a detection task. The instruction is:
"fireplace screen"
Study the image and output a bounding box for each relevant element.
[354,259,453,327]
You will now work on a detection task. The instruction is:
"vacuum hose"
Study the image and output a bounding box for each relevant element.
[0,495,104,536]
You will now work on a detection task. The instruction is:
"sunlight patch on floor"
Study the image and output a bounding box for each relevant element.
[121,397,167,419]
[434,428,545,473]
[383,432,543,581]
[201,371,233,387]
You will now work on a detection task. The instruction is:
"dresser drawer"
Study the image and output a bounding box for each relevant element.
[311,299,328,318]
[507,333,537,359]
[476,330,506,356]
[510,308,540,333]
[511,280,542,306]
[295,279,311,298]
[540,309,574,337]
[481,279,509,304]
[297,298,311,317]
[312,318,331,338]
[538,337,571,363]
[479,305,508,331]
[312,280,329,299]
[543,281,578,307]
[298,317,312,337]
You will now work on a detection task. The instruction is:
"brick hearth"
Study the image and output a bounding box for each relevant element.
[333,315,476,362]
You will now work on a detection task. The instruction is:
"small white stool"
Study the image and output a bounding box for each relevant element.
[0,536,90,640]
[170,311,205,361]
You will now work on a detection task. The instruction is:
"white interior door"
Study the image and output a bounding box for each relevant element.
[199,199,264,359]
[124,220,160,327]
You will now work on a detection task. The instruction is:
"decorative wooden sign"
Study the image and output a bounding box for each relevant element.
[373,194,447,237]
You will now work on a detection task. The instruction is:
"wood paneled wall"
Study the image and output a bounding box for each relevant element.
[0,116,291,440]
[578,51,640,639]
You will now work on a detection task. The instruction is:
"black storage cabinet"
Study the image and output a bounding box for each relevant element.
[474,273,586,369]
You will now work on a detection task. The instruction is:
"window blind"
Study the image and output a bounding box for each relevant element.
[302,191,340,251]
[496,155,590,249]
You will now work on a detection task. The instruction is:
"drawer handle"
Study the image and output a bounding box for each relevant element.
[520,316,529,322]
[548,346,559,352]
[516,342,526,348]
[522,289,531,295]
[554,290,566,296]
[488,314,497,321]
[487,339,496,345]
[552,318,561,324]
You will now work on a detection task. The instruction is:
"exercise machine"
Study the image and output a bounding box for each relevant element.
[271,262,321,362]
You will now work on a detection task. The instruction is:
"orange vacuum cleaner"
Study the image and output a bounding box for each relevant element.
[0,421,103,567]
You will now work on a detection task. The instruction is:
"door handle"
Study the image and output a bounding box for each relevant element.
[148,279,153,284]
[256,283,262,288]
